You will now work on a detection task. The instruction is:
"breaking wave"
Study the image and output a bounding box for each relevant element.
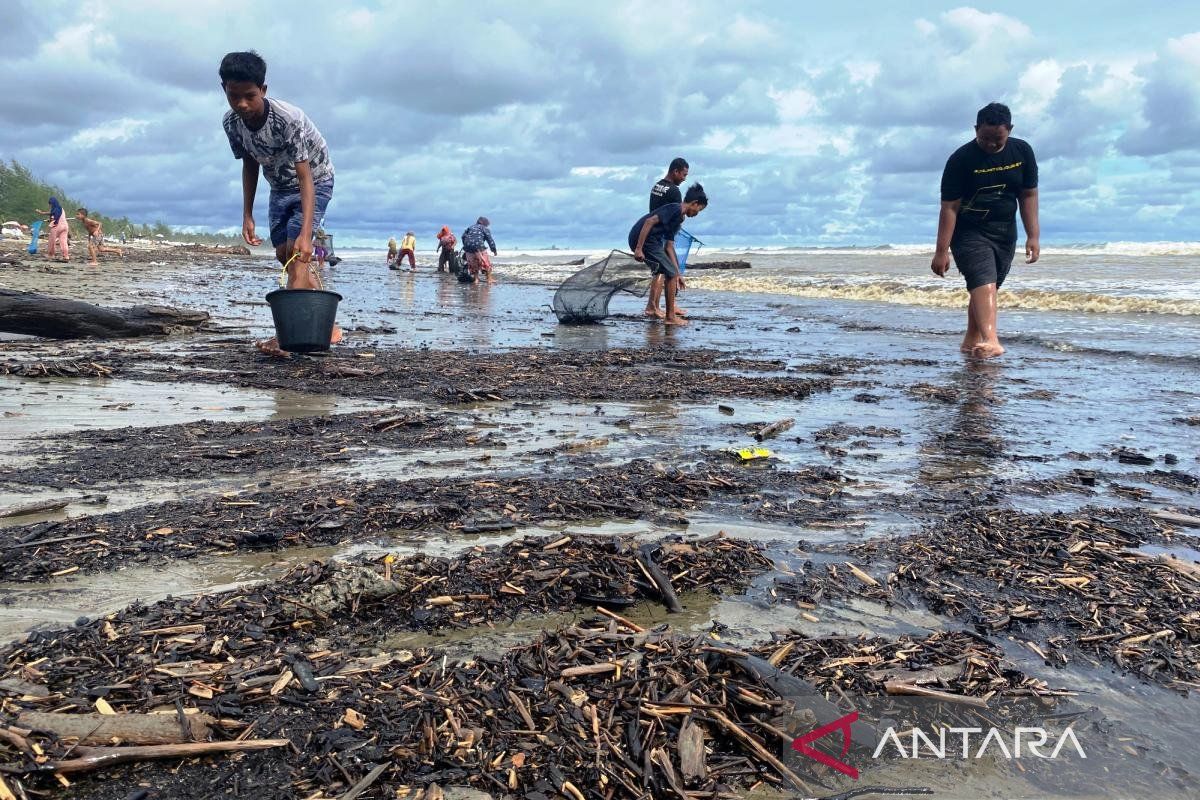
[685,274,1200,316]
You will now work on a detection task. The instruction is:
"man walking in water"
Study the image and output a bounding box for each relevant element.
[644,157,689,319]
[932,102,1039,358]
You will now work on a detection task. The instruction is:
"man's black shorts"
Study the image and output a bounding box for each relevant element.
[642,240,678,279]
[951,232,1016,290]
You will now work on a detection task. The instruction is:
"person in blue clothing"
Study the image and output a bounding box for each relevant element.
[34,197,70,261]
[628,183,707,326]
[461,217,497,282]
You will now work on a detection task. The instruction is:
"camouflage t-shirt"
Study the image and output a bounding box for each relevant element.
[223,98,334,193]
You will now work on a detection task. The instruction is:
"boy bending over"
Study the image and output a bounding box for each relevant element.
[219,50,339,356]
[75,208,123,265]
[629,183,708,326]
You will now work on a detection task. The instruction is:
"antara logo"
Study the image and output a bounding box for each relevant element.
[872,726,1087,760]
[791,713,1087,780]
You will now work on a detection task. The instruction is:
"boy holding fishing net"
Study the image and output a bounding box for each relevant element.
[629,183,708,326]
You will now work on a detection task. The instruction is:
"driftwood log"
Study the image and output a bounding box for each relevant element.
[687,260,751,270]
[16,711,213,745]
[754,418,795,441]
[637,543,683,613]
[48,740,289,775]
[0,499,69,519]
[0,289,208,339]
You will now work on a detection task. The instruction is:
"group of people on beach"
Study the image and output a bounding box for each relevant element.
[31,199,124,266]
[385,219,498,283]
[219,47,1038,358]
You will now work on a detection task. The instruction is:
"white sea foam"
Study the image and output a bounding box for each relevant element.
[684,274,1200,316]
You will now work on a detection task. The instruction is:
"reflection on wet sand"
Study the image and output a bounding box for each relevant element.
[918,358,1006,486]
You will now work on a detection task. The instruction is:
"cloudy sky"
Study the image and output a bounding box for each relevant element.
[2,0,1198,248]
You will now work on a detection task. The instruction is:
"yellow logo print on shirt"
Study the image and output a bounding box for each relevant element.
[973,161,1023,175]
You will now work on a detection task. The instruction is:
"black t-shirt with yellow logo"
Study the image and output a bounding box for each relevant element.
[940,138,1038,244]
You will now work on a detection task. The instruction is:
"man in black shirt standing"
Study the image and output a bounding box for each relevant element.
[645,157,689,318]
[932,103,1039,358]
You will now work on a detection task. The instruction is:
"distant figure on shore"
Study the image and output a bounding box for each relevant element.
[219,50,339,357]
[436,226,456,272]
[932,102,1039,359]
[398,231,417,271]
[75,208,123,265]
[462,217,497,282]
[645,158,689,319]
[118,230,127,245]
[387,236,398,268]
[34,197,69,262]
[629,183,708,326]
[314,228,330,268]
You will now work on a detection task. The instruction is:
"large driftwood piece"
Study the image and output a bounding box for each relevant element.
[16,711,213,745]
[0,289,208,339]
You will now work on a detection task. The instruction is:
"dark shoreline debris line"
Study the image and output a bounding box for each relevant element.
[776,507,1200,692]
[3,408,481,490]
[71,344,842,403]
[0,459,850,582]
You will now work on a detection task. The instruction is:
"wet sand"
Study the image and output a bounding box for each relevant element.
[0,247,1197,798]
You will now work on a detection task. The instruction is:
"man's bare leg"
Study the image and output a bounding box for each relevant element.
[644,275,665,318]
[967,283,1004,358]
[960,306,982,353]
[663,275,688,326]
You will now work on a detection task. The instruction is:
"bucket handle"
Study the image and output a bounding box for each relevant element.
[278,251,325,290]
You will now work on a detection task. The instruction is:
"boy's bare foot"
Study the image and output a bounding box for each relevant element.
[255,337,290,358]
[331,325,343,345]
[88,261,99,266]
[664,316,689,326]
[644,309,665,319]
[971,342,1005,359]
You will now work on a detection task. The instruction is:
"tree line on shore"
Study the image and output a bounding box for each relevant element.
[0,160,240,245]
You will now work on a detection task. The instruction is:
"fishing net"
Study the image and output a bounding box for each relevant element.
[552,250,652,324]
[674,227,703,272]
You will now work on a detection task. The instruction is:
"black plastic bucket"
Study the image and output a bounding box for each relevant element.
[265,288,342,353]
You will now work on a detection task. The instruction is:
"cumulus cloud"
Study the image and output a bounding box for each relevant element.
[0,2,1196,245]
[1119,32,1200,157]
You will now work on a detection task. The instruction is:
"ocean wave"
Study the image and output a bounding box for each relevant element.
[685,274,1200,316]
[1002,335,1200,366]
[717,242,1200,258]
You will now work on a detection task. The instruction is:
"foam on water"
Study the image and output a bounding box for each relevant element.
[686,274,1200,316]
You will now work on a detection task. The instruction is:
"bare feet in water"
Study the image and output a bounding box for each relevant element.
[644,309,665,319]
[970,342,1005,359]
[663,315,688,326]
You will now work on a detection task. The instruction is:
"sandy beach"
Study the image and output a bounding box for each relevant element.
[0,244,1197,799]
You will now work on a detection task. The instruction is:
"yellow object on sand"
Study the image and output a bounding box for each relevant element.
[730,447,772,461]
